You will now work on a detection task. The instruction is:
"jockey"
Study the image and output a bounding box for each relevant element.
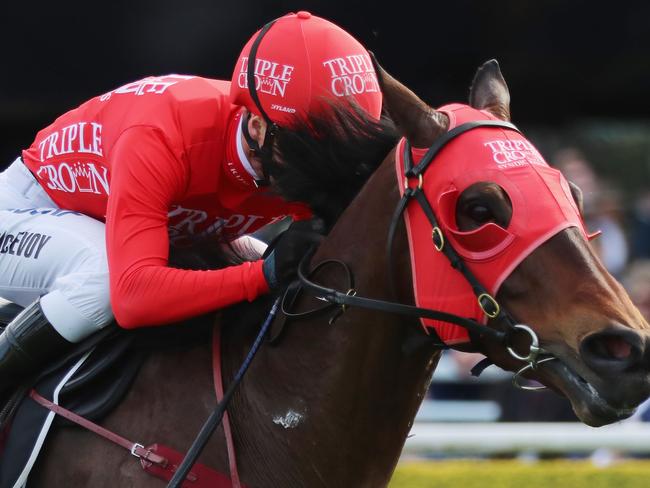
[0,12,382,394]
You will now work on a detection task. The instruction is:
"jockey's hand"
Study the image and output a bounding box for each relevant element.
[262,219,325,291]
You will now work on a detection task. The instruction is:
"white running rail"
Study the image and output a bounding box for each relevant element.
[405,421,650,454]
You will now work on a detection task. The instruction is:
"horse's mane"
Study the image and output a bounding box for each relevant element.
[269,102,398,226]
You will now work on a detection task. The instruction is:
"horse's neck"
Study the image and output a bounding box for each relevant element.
[224,157,440,487]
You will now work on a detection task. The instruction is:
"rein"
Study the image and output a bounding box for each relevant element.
[296,120,554,383]
[296,255,505,344]
[27,304,281,488]
[167,297,281,488]
[266,258,366,345]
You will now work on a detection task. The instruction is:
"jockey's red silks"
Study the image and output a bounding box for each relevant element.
[21,75,311,328]
[397,104,589,344]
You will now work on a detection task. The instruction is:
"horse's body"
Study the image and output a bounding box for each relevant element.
[31,151,433,487]
[26,60,650,486]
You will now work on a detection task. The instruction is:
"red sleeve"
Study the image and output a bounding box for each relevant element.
[106,127,269,329]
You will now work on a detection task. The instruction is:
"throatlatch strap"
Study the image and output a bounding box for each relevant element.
[212,322,242,488]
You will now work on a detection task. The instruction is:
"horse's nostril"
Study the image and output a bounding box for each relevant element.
[581,329,645,374]
[602,335,633,360]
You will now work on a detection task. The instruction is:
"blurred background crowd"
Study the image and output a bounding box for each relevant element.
[1,0,649,426]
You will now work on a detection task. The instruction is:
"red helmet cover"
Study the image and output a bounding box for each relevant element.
[230,12,382,127]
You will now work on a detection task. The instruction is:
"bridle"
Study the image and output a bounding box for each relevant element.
[239,16,554,388]
[168,119,556,486]
[295,120,556,390]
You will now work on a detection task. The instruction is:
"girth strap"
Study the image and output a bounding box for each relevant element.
[29,389,167,466]
[29,389,233,486]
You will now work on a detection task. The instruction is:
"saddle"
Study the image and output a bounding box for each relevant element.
[0,301,217,488]
[0,311,144,486]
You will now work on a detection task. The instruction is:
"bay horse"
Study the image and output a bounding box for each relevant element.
[27,60,650,487]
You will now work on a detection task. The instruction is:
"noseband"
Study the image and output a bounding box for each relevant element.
[296,120,555,390]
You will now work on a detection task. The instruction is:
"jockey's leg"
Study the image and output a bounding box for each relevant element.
[0,299,71,392]
[0,158,112,393]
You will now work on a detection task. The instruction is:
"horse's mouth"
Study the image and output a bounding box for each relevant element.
[538,358,636,427]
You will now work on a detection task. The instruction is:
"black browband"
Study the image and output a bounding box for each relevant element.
[298,119,523,350]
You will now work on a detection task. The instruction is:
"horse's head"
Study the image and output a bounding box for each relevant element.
[376,58,650,427]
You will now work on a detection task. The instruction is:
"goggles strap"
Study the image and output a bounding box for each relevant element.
[246,19,278,126]
[245,19,282,186]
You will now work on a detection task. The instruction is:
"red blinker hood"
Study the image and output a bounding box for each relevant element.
[397,104,589,344]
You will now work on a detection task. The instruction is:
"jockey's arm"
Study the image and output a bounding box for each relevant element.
[106,127,269,329]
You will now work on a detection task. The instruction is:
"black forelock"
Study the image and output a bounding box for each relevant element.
[266,101,398,227]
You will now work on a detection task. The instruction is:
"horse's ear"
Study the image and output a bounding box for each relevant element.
[469,59,511,121]
[370,51,447,147]
[568,181,585,216]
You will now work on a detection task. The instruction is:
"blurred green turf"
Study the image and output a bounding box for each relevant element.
[389,460,650,488]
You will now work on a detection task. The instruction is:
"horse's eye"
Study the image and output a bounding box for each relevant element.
[468,204,492,223]
[455,182,512,231]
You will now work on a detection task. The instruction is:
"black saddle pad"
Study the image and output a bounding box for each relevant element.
[0,299,214,487]
[0,327,143,487]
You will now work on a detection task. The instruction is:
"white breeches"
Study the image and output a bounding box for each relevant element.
[0,158,113,342]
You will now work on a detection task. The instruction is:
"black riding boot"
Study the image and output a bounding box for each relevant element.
[0,300,72,395]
